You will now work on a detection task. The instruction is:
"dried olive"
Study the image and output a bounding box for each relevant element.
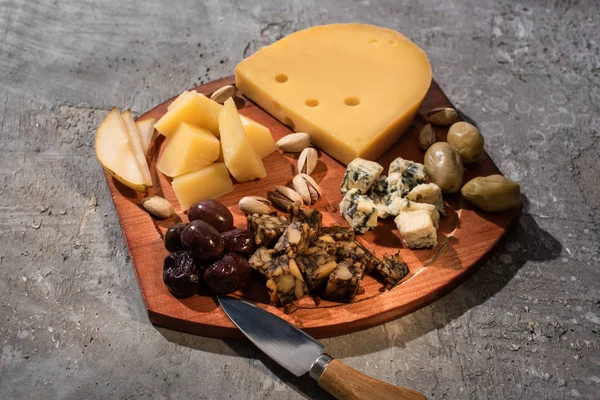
[203,253,251,294]
[163,251,201,298]
[164,223,188,252]
[424,142,464,193]
[188,199,234,233]
[447,122,484,164]
[181,220,224,261]
[461,175,520,212]
[221,228,256,257]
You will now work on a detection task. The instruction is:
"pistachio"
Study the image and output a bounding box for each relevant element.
[238,196,271,215]
[269,186,303,210]
[297,147,318,174]
[209,85,237,104]
[276,133,311,153]
[292,174,322,205]
[418,124,437,150]
[426,107,459,126]
[141,196,174,219]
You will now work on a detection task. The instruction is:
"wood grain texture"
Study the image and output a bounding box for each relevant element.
[318,359,427,400]
[103,76,521,339]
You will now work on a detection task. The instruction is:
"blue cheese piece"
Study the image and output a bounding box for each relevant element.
[388,157,427,190]
[369,173,410,218]
[339,188,379,234]
[393,197,440,229]
[340,158,384,194]
[407,183,446,215]
[394,210,437,249]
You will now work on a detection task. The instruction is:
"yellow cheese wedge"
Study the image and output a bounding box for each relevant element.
[167,91,275,158]
[219,98,266,182]
[157,123,220,177]
[235,23,432,165]
[135,118,156,155]
[154,91,221,137]
[121,111,152,186]
[171,163,234,210]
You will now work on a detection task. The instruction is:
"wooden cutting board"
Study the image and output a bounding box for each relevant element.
[103,76,521,339]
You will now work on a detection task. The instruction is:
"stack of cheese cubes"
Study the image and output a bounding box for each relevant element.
[154,90,275,209]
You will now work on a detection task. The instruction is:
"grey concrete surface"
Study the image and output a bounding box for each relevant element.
[1,0,599,399]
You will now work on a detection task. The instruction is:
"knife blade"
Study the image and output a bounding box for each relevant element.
[218,296,427,400]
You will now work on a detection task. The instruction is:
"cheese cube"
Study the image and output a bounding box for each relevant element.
[339,188,379,234]
[154,91,221,137]
[218,98,267,182]
[157,123,220,177]
[388,157,427,190]
[340,158,384,194]
[393,198,440,229]
[167,91,275,158]
[235,23,432,165]
[407,183,445,215]
[171,163,233,210]
[394,210,437,249]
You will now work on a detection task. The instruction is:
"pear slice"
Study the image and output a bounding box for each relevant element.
[135,118,156,155]
[121,111,152,186]
[95,109,149,192]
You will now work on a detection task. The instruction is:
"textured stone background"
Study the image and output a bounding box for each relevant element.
[1,0,599,399]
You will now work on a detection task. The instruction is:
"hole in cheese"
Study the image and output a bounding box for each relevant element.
[283,117,296,130]
[275,74,288,83]
[344,97,360,106]
[305,99,319,107]
[369,39,378,45]
[273,101,282,112]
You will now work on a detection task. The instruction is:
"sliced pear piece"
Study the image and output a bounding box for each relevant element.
[219,98,266,182]
[135,118,156,155]
[121,111,152,186]
[95,109,148,192]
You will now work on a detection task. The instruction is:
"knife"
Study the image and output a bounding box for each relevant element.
[218,297,426,400]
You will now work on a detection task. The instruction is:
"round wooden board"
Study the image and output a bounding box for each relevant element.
[104,76,521,339]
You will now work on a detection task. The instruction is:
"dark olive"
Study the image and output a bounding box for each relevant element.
[203,253,251,294]
[163,251,201,298]
[164,223,188,252]
[221,228,256,257]
[181,220,224,261]
[187,199,234,233]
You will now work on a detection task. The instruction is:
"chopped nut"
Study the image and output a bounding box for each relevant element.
[269,186,303,210]
[292,174,322,205]
[141,196,174,219]
[276,132,311,152]
[298,147,318,174]
[239,196,271,215]
[209,85,237,104]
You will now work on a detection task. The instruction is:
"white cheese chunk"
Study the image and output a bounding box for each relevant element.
[339,188,379,234]
[407,183,446,215]
[388,157,427,190]
[369,173,410,218]
[393,198,440,229]
[394,210,437,249]
[340,158,384,194]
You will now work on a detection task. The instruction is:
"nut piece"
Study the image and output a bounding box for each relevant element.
[276,133,311,153]
[426,107,459,126]
[209,85,237,104]
[298,147,318,174]
[292,174,322,205]
[461,175,520,212]
[269,186,303,210]
[238,196,271,215]
[447,121,485,164]
[418,124,437,151]
[141,196,174,219]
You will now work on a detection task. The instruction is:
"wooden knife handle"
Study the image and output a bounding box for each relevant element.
[318,359,426,400]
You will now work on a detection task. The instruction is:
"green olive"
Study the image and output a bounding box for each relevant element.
[424,142,464,193]
[461,175,520,212]
[447,122,484,164]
